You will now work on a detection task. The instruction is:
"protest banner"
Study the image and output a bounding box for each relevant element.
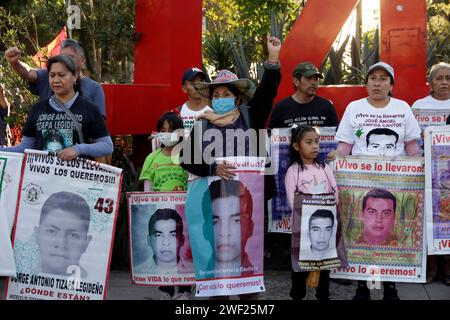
[6,150,122,300]
[291,193,345,271]
[0,151,24,233]
[425,125,450,254]
[0,152,23,276]
[268,128,292,233]
[413,109,449,155]
[185,157,265,297]
[330,155,426,283]
[268,127,337,233]
[316,127,338,164]
[128,191,195,285]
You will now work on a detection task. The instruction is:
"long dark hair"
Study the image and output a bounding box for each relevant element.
[47,54,82,94]
[289,124,324,170]
[156,111,184,132]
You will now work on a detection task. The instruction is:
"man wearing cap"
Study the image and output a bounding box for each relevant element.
[178,68,212,130]
[268,61,338,128]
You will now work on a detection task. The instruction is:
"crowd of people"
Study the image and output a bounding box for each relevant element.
[1,35,449,301]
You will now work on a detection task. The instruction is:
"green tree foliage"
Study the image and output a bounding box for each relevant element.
[426,0,449,64]
[203,0,301,77]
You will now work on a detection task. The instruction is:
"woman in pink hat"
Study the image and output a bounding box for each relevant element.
[180,35,282,300]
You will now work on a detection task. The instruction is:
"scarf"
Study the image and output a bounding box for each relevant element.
[197,108,240,127]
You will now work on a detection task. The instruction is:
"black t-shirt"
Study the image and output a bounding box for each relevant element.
[23,95,109,152]
[268,95,338,128]
[447,114,450,125]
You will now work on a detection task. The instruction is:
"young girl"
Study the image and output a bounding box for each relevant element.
[139,111,190,299]
[284,124,338,301]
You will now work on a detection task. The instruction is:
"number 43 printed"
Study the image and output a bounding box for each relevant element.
[94,197,115,214]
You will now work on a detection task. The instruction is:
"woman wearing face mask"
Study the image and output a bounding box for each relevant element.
[180,35,281,300]
[180,34,282,180]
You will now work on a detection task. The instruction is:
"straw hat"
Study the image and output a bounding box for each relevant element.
[193,69,255,100]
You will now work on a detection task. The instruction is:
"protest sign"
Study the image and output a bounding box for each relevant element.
[0,151,24,233]
[128,191,195,285]
[186,157,265,296]
[291,193,345,271]
[316,127,338,163]
[268,128,292,233]
[6,150,122,300]
[268,127,337,233]
[330,155,426,283]
[425,125,450,254]
[0,152,22,276]
[413,109,449,155]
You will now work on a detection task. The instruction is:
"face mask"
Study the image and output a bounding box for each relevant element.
[212,97,236,114]
[156,132,179,147]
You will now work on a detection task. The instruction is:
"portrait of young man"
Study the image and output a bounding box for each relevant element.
[300,209,337,261]
[35,191,92,278]
[366,128,399,156]
[358,188,397,245]
[204,179,255,277]
[134,208,186,274]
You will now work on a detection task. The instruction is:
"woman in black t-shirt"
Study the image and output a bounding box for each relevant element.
[1,54,112,160]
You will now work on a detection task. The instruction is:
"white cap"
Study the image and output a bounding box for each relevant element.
[367,61,395,80]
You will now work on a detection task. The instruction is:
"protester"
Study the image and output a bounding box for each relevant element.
[178,68,211,130]
[268,61,338,128]
[0,84,10,146]
[284,125,338,300]
[412,62,449,111]
[181,34,282,299]
[139,111,190,299]
[140,111,187,192]
[0,55,113,160]
[181,34,281,179]
[5,39,106,117]
[267,61,341,289]
[412,62,450,284]
[333,61,421,300]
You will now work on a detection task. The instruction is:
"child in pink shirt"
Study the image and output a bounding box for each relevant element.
[284,124,338,300]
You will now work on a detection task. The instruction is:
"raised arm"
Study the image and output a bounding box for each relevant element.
[247,35,282,129]
[5,47,38,83]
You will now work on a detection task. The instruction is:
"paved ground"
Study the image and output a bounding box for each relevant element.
[1,269,449,300]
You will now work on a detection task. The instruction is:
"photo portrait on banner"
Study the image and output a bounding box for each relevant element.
[291,193,345,272]
[6,150,122,300]
[425,125,450,254]
[128,192,195,285]
[185,157,265,297]
[330,155,426,283]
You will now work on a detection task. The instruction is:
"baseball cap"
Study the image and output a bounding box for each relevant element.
[182,67,206,84]
[367,61,395,80]
[293,62,323,79]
